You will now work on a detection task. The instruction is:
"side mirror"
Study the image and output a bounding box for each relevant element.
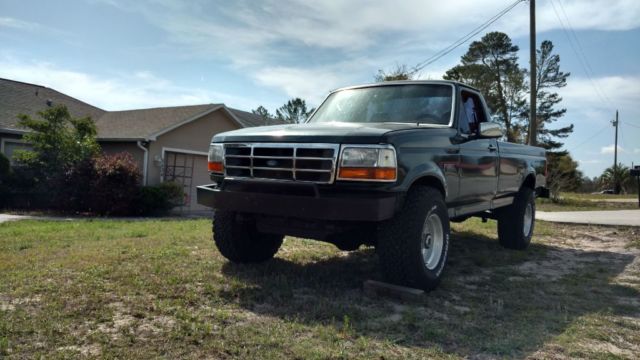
[479,122,503,138]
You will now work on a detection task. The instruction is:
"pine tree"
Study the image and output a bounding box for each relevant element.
[251,106,273,124]
[275,98,315,124]
[527,40,573,150]
[375,64,416,82]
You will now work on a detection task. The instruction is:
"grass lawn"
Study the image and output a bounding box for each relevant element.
[564,193,637,201]
[538,192,639,212]
[1,218,639,359]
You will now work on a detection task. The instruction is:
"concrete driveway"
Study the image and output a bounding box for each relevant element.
[0,214,36,223]
[537,210,640,227]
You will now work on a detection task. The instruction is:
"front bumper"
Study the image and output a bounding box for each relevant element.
[197,183,398,222]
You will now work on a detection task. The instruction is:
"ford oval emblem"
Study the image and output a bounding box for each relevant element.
[266,160,278,167]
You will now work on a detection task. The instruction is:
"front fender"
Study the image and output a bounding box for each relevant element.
[399,161,448,198]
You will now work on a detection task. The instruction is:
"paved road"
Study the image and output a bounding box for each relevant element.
[537,210,640,227]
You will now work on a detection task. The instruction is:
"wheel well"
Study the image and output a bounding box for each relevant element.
[410,176,446,198]
[522,174,535,190]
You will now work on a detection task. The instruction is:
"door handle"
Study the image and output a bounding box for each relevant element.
[488,144,497,152]
[446,148,460,154]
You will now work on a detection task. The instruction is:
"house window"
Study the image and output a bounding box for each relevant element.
[1,139,33,165]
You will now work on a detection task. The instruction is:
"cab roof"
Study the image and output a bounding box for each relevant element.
[331,80,480,94]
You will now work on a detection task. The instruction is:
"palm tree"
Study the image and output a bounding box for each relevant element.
[599,163,632,194]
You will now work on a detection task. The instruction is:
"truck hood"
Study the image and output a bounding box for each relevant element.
[212,122,418,144]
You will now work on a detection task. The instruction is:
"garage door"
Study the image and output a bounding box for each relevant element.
[163,151,211,213]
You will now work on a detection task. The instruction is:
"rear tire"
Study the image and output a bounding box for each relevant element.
[497,187,535,250]
[377,186,450,291]
[213,210,283,263]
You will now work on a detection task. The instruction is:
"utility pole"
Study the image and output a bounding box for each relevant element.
[612,110,619,194]
[528,0,537,146]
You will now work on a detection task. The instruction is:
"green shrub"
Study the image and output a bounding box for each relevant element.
[0,152,9,181]
[137,182,184,216]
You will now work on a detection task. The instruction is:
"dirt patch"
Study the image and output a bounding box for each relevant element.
[0,294,42,312]
[57,344,101,357]
[88,301,176,341]
[578,339,638,358]
[137,315,176,338]
[515,229,639,281]
[515,248,600,280]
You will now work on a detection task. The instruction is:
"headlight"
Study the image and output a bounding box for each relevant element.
[207,143,224,173]
[338,145,397,182]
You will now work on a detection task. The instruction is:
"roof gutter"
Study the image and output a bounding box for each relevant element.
[136,140,149,186]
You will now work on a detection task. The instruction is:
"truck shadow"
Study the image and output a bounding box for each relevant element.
[219,230,638,357]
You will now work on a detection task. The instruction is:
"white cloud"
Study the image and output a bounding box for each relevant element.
[560,75,640,112]
[0,17,71,38]
[254,66,346,105]
[600,144,624,154]
[0,17,41,31]
[506,0,640,35]
[99,0,640,55]
[91,0,640,101]
[0,58,259,111]
[558,75,640,126]
[5,0,640,116]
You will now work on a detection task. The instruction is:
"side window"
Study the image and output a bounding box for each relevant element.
[458,91,487,135]
[458,102,471,134]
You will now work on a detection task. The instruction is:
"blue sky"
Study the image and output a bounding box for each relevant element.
[1,0,639,178]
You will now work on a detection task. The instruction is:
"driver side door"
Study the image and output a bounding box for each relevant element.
[456,90,499,209]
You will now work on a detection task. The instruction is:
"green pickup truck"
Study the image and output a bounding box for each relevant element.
[198,80,548,290]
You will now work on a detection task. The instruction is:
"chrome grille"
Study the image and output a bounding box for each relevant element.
[223,143,340,184]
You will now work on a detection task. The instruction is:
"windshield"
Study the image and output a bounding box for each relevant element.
[309,84,453,125]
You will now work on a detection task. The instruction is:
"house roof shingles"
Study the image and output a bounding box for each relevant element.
[0,78,278,140]
[0,78,106,132]
[95,104,221,140]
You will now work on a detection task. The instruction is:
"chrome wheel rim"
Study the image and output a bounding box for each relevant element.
[523,202,533,237]
[421,212,444,270]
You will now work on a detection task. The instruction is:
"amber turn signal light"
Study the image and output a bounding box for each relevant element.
[338,167,396,181]
[208,161,224,173]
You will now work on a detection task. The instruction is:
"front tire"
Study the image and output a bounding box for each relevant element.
[213,210,283,263]
[377,186,450,291]
[497,187,535,250]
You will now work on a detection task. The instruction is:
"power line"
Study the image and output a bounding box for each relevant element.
[413,0,525,72]
[557,0,614,106]
[623,120,640,129]
[619,118,624,150]
[549,0,614,108]
[571,123,611,151]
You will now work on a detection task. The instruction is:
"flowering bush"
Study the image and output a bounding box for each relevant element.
[89,152,141,215]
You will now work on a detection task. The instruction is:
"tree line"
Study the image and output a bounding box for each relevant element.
[251,98,315,125]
